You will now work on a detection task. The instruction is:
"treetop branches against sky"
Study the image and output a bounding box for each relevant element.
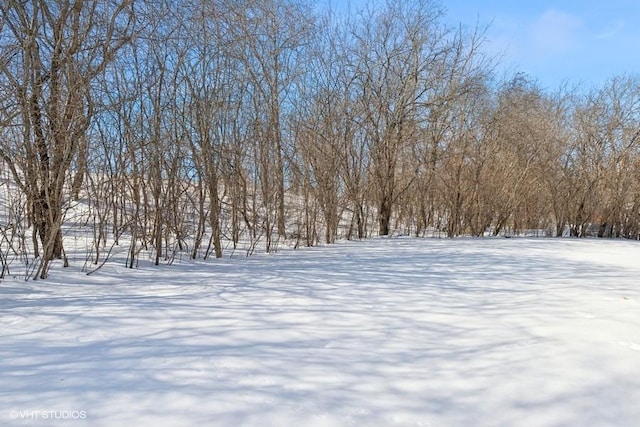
[332,0,640,90]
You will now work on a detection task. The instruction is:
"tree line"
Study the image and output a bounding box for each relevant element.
[1,0,640,279]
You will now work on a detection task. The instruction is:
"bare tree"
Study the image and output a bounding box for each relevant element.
[223,0,314,249]
[0,0,133,278]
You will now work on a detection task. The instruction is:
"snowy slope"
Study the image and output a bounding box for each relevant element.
[1,237,640,426]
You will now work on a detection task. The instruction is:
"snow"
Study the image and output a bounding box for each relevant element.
[1,237,640,426]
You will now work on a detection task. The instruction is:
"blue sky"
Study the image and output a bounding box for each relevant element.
[444,0,640,90]
[328,0,640,91]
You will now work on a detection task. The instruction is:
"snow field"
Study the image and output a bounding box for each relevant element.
[1,237,639,426]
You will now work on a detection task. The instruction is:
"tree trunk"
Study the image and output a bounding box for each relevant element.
[378,196,392,236]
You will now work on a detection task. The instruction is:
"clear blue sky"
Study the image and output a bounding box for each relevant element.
[327,0,640,91]
[445,0,640,90]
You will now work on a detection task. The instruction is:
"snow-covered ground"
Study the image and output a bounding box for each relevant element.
[1,237,639,427]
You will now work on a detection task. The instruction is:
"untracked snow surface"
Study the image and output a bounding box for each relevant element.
[1,238,640,427]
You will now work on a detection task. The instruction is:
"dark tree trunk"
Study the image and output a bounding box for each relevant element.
[378,196,391,236]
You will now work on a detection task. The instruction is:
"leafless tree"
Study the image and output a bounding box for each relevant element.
[0,0,133,278]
